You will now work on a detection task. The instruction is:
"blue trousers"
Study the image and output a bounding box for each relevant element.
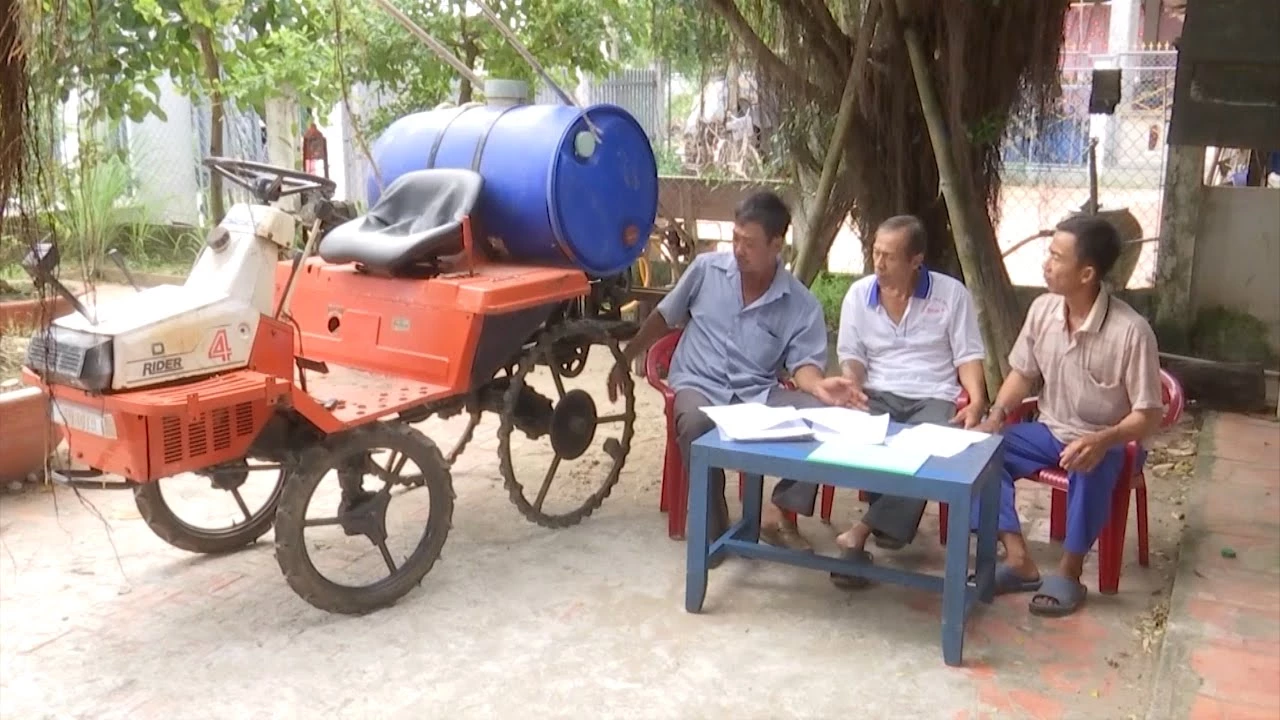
[970,422,1134,555]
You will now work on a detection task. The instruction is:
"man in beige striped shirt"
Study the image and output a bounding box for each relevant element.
[971,214,1165,618]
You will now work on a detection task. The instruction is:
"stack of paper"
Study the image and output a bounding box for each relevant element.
[888,423,990,458]
[700,404,813,442]
[697,402,992,476]
[796,407,889,444]
[807,442,930,475]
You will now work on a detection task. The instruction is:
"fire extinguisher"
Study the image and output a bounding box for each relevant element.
[302,120,329,179]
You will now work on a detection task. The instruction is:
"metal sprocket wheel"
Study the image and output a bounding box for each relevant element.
[497,320,635,529]
[444,410,482,466]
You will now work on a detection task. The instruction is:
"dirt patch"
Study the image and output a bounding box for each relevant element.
[0,333,29,382]
[0,278,29,301]
[1126,411,1201,660]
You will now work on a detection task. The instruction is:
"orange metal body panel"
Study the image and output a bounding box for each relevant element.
[275,258,589,395]
[22,317,294,483]
[21,250,594,481]
[288,364,455,434]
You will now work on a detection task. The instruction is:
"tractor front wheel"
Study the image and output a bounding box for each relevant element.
[134,461,286,554]
[272,422,455,615]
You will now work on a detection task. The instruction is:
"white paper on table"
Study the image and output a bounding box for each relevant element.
[888,423,990,458]
[796,407,890,445]
[701,403,813,442]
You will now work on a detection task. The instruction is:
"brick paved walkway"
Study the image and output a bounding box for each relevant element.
[1148,413,1280,720]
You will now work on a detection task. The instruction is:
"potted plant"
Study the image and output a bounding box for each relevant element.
[0,271,66,485]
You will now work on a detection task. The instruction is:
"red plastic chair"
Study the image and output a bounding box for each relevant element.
[646,329,798,540]
[647,329,688,539]
[817,389,971,522]
[937,369,1184,595]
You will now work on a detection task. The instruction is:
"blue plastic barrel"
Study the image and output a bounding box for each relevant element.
[366,103,658,277]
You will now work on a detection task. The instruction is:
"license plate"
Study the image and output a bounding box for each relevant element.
[51,401,118,439]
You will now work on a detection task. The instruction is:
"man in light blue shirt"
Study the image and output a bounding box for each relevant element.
[608,191,857,555]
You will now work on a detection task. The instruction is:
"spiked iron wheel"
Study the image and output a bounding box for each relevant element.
[498,319,635,529]
[273,422,455,615]
[134,460,287,555]
[553,344,590,378]
[444,410,482,466]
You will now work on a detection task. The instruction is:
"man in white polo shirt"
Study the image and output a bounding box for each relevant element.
[828,215,988,590]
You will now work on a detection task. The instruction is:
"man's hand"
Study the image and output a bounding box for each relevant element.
[1059,431,1110,473]
[972,405,1006,434]
[811,376,868,410]
[950,402,985,429]
[606,361,629,403]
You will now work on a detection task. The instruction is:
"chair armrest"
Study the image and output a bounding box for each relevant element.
[644,365,670,394]
[1006,397,1039,425]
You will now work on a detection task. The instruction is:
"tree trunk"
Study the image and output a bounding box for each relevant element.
[790,162,856,280]
[196,26,225,222]
[457,1,477,103]
[1154,144,1205,351]
[791,0,879,286]
[886,0,1019,395]
[264,89,300,211]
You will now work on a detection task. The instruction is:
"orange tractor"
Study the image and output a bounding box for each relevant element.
[21,101,657,614]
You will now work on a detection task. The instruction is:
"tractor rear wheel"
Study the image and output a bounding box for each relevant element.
[497,319,635,529]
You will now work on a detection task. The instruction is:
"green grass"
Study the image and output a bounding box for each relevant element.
[809,271,860,332]
[1187,305,1277,366]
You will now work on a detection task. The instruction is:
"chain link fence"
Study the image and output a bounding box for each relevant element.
[192,98,269,224]
[998,49,1176,290]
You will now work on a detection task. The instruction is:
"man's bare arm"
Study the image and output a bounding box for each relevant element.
[791,364,826,395]
[840,358,867,387]
[1095,408,1164,447]
[618,311,672,367]
[956,359,987,411]
[986,369,1035,425]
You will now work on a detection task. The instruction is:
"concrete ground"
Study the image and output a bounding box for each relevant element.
[1,350,1199,719]
[1148,413,1280,720]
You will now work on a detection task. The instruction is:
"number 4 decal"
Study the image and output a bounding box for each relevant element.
[208,328,233,362]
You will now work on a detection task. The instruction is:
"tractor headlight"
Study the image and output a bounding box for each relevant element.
[25,325,114,392]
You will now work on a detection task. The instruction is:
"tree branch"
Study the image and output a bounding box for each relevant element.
[791,1,880,284]
[774,0,847,72]
[703,0,828,101]
[798,0,850,62]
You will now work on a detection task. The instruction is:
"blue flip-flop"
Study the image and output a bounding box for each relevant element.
[1028,575,1088,617]
[970,564,1042,595]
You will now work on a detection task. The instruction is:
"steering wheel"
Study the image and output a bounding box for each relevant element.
[202,156,337,204]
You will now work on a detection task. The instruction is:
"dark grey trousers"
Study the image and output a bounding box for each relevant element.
[691,387,954,545]
[674,386,828,536]
[858,390,956,544]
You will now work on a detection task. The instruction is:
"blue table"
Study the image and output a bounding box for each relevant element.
[684,424,1005,667]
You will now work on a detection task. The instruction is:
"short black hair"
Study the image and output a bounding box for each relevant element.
[878,214,927,258]
[734,190,791,241]
[1056,214,1122,281]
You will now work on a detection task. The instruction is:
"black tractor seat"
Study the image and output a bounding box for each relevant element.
[318,168,484,277]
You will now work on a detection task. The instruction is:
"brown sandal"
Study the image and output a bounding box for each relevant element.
[760,523,813,552]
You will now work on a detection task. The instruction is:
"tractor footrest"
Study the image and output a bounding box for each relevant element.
[48,469,134,490]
